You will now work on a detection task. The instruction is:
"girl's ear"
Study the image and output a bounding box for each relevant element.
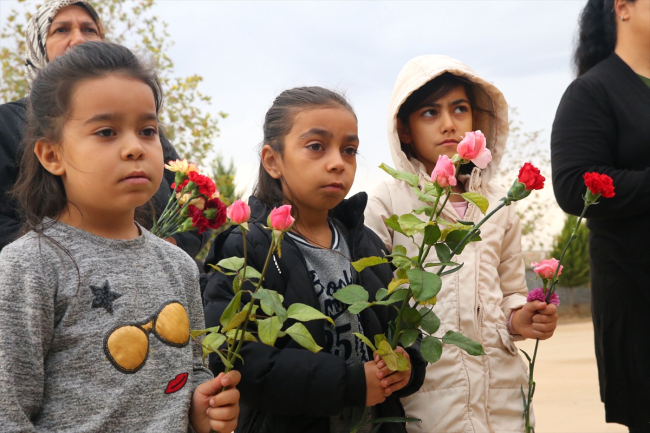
[261,144,282,180]
[614,0,630,21]
[396,118,412,144]
[34,139,66,176]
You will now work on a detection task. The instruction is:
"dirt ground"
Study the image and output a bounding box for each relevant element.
[517,320,626,433]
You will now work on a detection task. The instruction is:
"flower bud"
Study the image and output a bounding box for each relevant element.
[227,200,251,225]
[268,205,294,231]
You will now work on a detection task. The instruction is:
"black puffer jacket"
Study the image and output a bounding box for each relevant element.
[202,193,426,433]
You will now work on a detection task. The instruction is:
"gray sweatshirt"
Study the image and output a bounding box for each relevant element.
[0,220,212,432]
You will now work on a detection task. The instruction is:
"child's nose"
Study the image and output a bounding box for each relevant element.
[440,111,456,134]
[122,136,146,160]
[327,151,345,171]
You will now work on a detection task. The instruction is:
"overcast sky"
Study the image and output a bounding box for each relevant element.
[1,0,587,246]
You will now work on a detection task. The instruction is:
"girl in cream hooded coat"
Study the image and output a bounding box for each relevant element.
[366,55,557,433]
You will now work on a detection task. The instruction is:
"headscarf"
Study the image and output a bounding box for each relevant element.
[25,0,104,83]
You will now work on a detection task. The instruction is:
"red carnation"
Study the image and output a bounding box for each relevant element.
[584,172,615,198]
[204,198,227,229]
[189,171,217,198]
[171,179,189,192]
[188,205,211,234]
[518,163,545,191]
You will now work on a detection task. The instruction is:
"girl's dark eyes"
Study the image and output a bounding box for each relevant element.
[95,129,115,138]
[454,106,470,114]
[306,143,324,151]
[343,147,358,156]
[141,127,158,137]
[422,109,438,117]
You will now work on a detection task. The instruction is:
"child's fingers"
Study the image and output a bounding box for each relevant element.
[221,370,241,389]
[384,375,410,394]
[207,404,239,422]
[209,388,240,408]
[537,303,557,315]
[210,418,238,433]
[380,370,409,388]
[195,373,226,398]
[532,313,556,323]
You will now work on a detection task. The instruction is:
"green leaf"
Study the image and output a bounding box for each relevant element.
[353,332,377,352]
[332,284,369,304]
[456,220,475,226]
[461,192,489,215]
[445,229,471,254]
[442,330,486,356]
[232,276,242,294]
[375,288,388,301]
[401,329,420,347]
[423,262,459,268]
[434,244,452,263]
[225,329,257,342]
[388,278,409,293]
[258,316,283,346]
[520,349,532,363]
[384,215,407,237]
[287,303,334,324]
[214,348,234,369]
[377,340,398,371]
[223,308,249,331]
[396,268,408,280]
[202,332,227,352]
[401,306,422,328]
[252,289,287,322]
[440,263,464,276]
[349,301,373,314]
[398,214,428,237]
[436,218,468,229]
[241,266,262,280]
[379,163,419,187]
[391,245,412,269]
[285,323,322,353]
[395,351,410,371]
[352,256,388,272]
[423,224,441,246]
[387,289,410,303]
[190,326,221,339]
[374,334,388,349]
[421,335,443,363]
[207,263,236,276]
[368,417,422,425]
[407,268,442,302]
[419,308,441,335]
[216,256,245,272]
[411,186,438,204]
[220,291,243,328]
[413,206,435,217]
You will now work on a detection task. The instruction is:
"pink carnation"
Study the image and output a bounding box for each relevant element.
[527,288,560,306]
[457,130,492,169]
[430,155,457,188]
[531,258,563,280]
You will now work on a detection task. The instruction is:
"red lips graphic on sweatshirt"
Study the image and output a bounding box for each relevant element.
[165,372,189,394]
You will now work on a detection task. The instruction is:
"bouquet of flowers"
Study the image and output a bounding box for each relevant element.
[521,171,615,432]
[150,159,227,238]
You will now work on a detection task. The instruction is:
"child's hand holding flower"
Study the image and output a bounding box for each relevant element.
[190,370,241,433]
[510,300,558,340]
[374,346,412,394]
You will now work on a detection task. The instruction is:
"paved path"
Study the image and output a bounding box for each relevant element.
[517,321,626,433]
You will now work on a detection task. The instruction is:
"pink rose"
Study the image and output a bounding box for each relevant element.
[527,288,560,306]
[457,130,492,169]
[226,199,251,225]
[430,155,457,188]
[531,258,563,280]
[268,205,295,231]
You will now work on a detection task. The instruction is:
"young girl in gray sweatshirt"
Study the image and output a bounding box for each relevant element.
[0,42,240,433]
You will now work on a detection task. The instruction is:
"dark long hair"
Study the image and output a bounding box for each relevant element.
[252,86,356,211]
[574,0,634,76]
[13,41,163,237]
[397,72,493,173]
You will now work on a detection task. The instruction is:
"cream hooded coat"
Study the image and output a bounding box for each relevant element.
[365,55,531,433]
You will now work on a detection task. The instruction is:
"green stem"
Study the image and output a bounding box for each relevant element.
[390,288,414,349]
[524,338,540,433]
[435,201,507,276]
[545,204,589,301]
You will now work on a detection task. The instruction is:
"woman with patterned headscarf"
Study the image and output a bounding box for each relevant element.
[0,1,208,258]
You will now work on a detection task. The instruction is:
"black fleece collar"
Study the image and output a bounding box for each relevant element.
[247,192,368,233]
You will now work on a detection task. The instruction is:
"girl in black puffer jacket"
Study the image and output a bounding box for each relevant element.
[202,87,425,433]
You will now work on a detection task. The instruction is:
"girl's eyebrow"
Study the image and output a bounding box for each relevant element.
[418,98,470,109]
[299,128,332,139]
[83,112,158,124]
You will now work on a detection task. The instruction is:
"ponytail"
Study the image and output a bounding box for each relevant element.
[573,0,634,76]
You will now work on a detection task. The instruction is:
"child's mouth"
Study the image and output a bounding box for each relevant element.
[322,183,344,191]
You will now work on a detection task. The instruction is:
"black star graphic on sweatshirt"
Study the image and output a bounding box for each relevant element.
[90,280,122,314]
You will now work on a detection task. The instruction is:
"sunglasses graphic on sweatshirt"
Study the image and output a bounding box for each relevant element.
[103,300,190,374]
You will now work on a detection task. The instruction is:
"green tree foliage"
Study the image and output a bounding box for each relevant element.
[494,108,558,251]
[0,0,238,204]
[550,214,590,307]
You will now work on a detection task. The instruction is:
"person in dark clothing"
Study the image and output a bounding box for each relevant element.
[0,0,206,256]
[202,87,426,433]
[551,0,650,431]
